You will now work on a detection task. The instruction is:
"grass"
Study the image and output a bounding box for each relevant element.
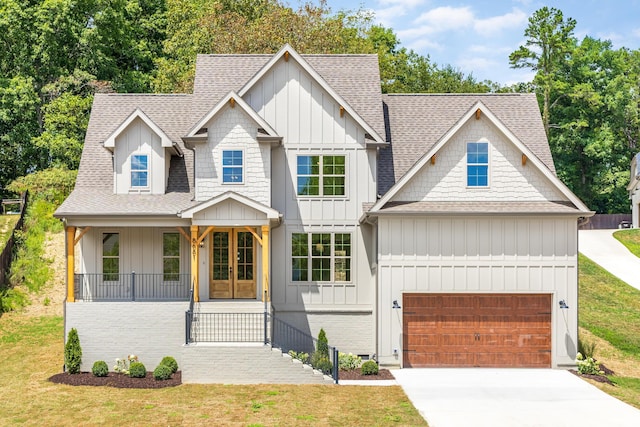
[613,229,640,258]
[579,254,640,408]
[0,214,19,248]
[0,313,427,426]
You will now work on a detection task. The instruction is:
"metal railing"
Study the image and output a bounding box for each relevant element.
[185,284,194,345]
[190,312,265,342]
[74,273,191,301]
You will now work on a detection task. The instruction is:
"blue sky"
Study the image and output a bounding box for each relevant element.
[315,0,640,86]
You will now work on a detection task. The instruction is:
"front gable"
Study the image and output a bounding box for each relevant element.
[372,102,591,214]
[180,191,280,226]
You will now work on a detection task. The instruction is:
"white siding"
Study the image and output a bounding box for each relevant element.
[194,106,271,205]
[377,216,579,368]
[114,118,168,195]
[394,116,568,202]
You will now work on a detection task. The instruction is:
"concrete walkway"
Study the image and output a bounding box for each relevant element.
[393,369,640,427]
[579,229,640,291]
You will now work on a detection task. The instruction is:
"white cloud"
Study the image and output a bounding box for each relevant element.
[413,6,475,31]
[375,5,409,26]
[406,38,444,53]
[378,0,428,7]
[457,57,498,72]
[474,8,528,37]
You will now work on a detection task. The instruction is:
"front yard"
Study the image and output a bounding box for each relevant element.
[0,313,426,426]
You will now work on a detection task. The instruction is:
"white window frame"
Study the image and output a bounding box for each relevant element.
[290,232,352,283]
[466,142,489,188]
[296,154,347,198]
[221,149,244,184]
[130,153,150,189]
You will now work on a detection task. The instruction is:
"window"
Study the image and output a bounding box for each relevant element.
[291,233,351,282]
[131,154,149,188]
[467,142,488,187]
[163,233,180,281]
[297,155,345,196]
[102,233,119,281]
[222,150,243,183]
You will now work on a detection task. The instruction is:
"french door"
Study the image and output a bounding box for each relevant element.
[209,229,256,299]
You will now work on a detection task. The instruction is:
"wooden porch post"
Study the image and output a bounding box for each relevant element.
[66,226,76,302]
[190,225,200,302]
[261,225,270,302]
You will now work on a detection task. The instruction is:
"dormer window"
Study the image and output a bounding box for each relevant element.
[467,142,488,187]
[131,154,149,188]
[222,150,243,184]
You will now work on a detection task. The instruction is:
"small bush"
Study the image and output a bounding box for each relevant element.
[313,357,333,375]
[129,362,146,378]
[153,364,173,380]
[64,328,82,374]
[576,352,604,376]
[288,350,309,364]
[361,360,379,375]
[578,337,597,359]
[316,328,329,359]
[160,356,178,374]
[338,352,362,371]
[92,361,109,377]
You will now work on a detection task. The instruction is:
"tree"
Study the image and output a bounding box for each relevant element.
[509,7,576,135]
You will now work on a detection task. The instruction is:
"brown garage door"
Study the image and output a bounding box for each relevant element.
[403,293,551,368]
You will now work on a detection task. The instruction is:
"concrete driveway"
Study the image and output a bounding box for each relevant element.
[579,229,640,291]
[393,368,640,427]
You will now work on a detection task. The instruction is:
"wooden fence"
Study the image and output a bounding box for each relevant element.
[579,213,632,230]
[0,192,28,286]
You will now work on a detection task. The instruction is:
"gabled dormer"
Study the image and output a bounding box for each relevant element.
[104,108,183,195]
[183,92,281,205]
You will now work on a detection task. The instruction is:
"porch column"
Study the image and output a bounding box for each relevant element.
[66,226,76,302]
[190,225,200,302]
[261,225,270,302]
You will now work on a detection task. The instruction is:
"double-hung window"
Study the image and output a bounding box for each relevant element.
[131,154,149,188]
[291,233,351,282]
[163,233,180,282]
[102,233,120,281]
[467,142,489,187]
[222,150,243,184]
[297,155,345,196]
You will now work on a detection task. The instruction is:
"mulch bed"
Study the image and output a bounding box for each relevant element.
[49,371,182,388]
[338,368,395,381]
[570,363,616,386]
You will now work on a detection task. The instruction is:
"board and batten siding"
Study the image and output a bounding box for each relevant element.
[194,106,270,205]
[394,115,568,202]
[377,216,579,367]
[114,118,169,195]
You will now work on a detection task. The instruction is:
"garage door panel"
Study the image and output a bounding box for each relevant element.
[403,293,551,368]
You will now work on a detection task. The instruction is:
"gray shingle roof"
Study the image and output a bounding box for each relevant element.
[368,200,581,215]
[379,93,555,195]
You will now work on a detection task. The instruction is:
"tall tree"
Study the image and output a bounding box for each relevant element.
[509,7,576,136]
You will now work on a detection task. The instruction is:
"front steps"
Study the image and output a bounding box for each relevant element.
[181,344,335,384]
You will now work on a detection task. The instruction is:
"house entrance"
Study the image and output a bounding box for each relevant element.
[209,229,256,299]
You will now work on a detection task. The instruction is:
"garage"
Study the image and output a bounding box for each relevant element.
[403,293,552,368]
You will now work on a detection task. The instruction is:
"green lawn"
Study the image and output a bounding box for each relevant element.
[579,254,640,408]
[0,313,426,426]
[612,229,640,258]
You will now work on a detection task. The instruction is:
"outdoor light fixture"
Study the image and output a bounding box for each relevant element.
[392,300,401,309]
[559,300,569,309]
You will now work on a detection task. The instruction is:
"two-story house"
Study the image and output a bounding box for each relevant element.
[55,45,593,378]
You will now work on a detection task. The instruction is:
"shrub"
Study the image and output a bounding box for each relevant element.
[288,351,309,364]
[578,337,597,359]
[153,364,173,380]
[361,360,379,375]
[316,328,329,359]
[129,362,146,378]
[338,352,362,371]
[92,361,109,377]
[576,352,605,376]
[64,328,82,374]
[160,356,178,374]
[313,357,333,375]
[114,354,138,375]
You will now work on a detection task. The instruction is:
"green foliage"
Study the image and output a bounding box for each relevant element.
[316,328,329,358]
[129,362,147,378]
[312,357,333,375]
[361,360,379,375]
[92,360,109,377]
[288,350,309,364]
[310,327,332,373]
[7,167,77,206]
[578,336,597,359]
[576,352,605,375]
[64,328,82,374]
[160,356,178,374]
[338,352,362,371]
[0,288,29,313]
[153,363,172,380]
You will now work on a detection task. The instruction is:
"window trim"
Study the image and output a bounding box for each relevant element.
[162,232,181,282]
[102,232,120,282]
[221,149,244,185]
[130,153,149,189]
[296,154,347,198]
[290,232,352,283]
[466,141,489,188]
